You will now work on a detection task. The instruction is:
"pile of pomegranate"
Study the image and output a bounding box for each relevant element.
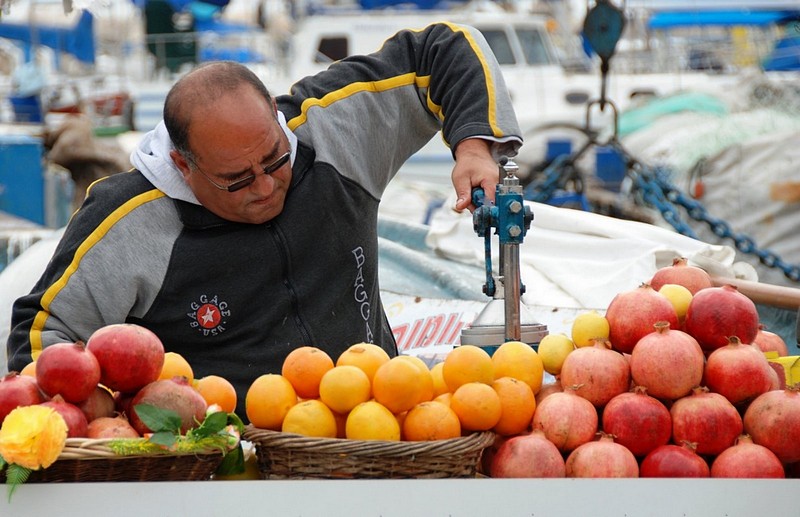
[488,257,800,479]
[0,324,208,441]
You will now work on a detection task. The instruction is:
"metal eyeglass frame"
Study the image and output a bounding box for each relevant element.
[189,151,291,193]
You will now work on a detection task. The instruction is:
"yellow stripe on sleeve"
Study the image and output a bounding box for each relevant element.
[29,189,167,356]
[287,24,502,138]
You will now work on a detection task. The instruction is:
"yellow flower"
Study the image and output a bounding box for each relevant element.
[0,406,67,470]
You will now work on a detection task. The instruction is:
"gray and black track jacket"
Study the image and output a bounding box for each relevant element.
[7,22,522,416]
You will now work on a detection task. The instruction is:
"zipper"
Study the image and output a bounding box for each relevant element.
[268,222,313,344]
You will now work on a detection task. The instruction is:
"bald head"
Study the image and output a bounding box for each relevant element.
[164,61,273,158]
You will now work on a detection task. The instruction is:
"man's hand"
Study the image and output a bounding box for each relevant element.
[452,138,500,212]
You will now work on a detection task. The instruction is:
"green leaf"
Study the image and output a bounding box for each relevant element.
[134,404,182,434]
[6,464,31,503]
[0,456,7,471]
[191,411,228,439]
[148,431,177,449]
[215,443,245,476]
[227,412,245,434]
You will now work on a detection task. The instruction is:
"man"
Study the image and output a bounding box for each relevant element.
[6,23,522,417]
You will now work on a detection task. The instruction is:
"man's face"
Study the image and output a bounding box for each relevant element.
[172,85,292,224]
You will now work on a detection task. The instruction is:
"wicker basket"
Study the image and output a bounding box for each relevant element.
[0,438,227,483]
[243,425,495,479]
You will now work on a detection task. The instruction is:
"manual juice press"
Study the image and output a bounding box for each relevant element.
[460,158,549,354]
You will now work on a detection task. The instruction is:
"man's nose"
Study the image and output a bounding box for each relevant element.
[251,169,276,194]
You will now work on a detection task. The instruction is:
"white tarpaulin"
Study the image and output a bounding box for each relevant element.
[424,197,749,311]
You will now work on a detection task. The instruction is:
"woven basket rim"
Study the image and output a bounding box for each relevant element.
[243,425,495,457]
[56,437,232,461]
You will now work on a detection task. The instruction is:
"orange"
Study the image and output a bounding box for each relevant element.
[195,374,238,413]
[158,351,194,384]
[281,346,335,399]
[318,365,371,414]
[430,362,448,397]
[442,345,494,392]
[402,401,462,441]
[335,342,390,383]
[450,381,502,431]
[372,356,425,414]
[434,392,453,407]
[491,341,544,394]
[245,374,297,430]
[396,355,435,404]
[345,400,401,441]
[19,360,36,377]
[281,399,338,438]
[491,376,536,436]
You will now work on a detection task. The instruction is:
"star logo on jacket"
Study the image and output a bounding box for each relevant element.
[187,294,230,336]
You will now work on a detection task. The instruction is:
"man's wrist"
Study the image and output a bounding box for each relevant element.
[454,138,492,160]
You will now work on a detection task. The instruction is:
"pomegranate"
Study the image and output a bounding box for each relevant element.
[77,386,117,423]
[743,386,800,463]
[86,323,165,393]
[0,372,45,424]
[559,339,630,407]
[640,442,710,478]
[753,325,789,357]
[605,284,679,354]
[489,429,566,478]
[480,434,508,475]
[629,321,704,401]
[670,386,743,456]
[565,433,639,478]
[534,379,562,406]
[710,434,785,478]
[704,336,774,405]
[41,395,89,438]
[128,377,208,435]
[767,362,787,391]
[649,257,713,294]
[683,284,759,353]
[35,341,101,403]
[114,391,136,417]
[87,415,141,439]
[531,386,598,453]
[601,386,672,457]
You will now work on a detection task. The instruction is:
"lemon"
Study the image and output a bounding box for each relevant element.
[281,399,338,438]
[345,400,401,441]
[537,333,575,376]
[571,310,610,348]
[658,283,693,322]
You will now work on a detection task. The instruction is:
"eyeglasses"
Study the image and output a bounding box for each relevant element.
[189,151,291,193]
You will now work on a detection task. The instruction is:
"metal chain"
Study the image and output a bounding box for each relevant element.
[626,156,800,283]
[523,138,597,203]
[629,162,698,238]
[651,168,800,282]
[523,154,574,203]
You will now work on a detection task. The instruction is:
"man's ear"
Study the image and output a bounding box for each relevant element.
[272,98,278,117]
[170,149,192,180]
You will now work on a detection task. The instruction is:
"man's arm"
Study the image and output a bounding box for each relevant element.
[278,22,522,202]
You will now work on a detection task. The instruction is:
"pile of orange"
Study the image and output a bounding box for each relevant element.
[245,342,544,442]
